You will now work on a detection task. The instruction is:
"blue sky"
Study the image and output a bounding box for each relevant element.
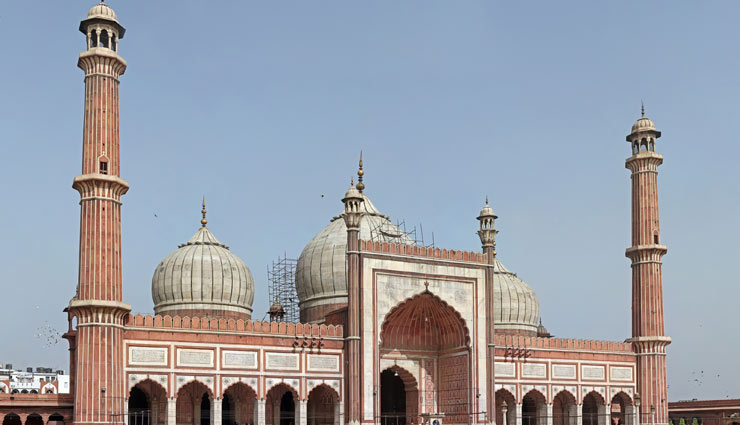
[1,1,738,401]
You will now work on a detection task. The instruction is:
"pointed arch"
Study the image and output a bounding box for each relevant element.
[307,384,339,425]
[496,389,517,425]
[553,390,577,425]
[380,291,470,351]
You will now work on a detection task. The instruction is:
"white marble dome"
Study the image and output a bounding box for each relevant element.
[295,193,414,322]
[152,226,254,319]
[631,116,656,133]
[88,2,118,21]
[492,258,540,335]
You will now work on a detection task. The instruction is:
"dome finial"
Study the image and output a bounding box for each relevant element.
[641,101,645,117]
[201,196,208,228]
[485,195,489,205]
[356,151,365,193]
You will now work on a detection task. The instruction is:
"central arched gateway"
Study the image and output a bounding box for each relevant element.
[380,291,471,425]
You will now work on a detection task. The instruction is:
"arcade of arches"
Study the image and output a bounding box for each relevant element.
[0,414,66,425]
[379,292,471,425]
[494,389,635,425]
[125,381,339,425]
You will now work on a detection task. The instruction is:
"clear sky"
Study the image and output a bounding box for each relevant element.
[0,1,738,401]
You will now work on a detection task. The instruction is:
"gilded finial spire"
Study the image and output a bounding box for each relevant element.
[201,197,207,228]
[485,195,489,205]
[356,151,365,193]
[641,101,645,117]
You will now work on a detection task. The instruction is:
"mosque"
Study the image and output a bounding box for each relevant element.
[0,4,671,425]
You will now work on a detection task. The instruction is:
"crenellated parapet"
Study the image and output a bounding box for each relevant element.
[359,239,487,263]
[124,313,344,338]
[495,334,634,353]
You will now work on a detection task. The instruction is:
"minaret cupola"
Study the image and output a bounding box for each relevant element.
[627,103,662,154]
[79,1,125,52]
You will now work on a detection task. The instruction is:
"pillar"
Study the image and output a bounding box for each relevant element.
[516,403,523,425]
[298,400,307,425]
[546,405,554,425]
[168,399,177,425]
[124,401,129,425]
[257,400,266,425]
[576,405,583,425]
[212,399,222,425]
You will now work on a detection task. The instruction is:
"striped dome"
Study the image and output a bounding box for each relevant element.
[492,258,540,335]
[151,227,254,319]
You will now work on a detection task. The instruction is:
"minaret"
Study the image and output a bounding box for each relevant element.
[67,3,131,425]
[477,198,498,425]
[624,105,671,425]
[343,169,364,425]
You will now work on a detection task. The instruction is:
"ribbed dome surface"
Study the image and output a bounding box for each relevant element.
[152,227,254,319]
[295,193,413,321]
[493,258,540,334]
[88,2,118,21]
[631,116,656,133]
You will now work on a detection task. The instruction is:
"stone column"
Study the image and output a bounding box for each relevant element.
[168,398,177,425]
[298,400,307,425]
[546,404,554,425]
[516,403,523,425]
[124,400,129,425]
[257,400,266,425]
[212,399,222,425]
[502,404,509,425]
[575,405,583,425]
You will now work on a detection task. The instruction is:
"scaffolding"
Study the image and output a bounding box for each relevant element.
[369,219,435,248]
[266,255,299,323]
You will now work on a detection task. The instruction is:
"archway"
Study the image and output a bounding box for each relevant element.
[307,384,339,425]
[222,382,257,425]
[265,383,298,425]
[381,369,408,425]
[495,389,516,425]
[380,291,470,423]
[26,415,43,425]
[583,392,605,425]
[610,392,634,425]
[129,387,151,425]
[129,380,168,425]
[176,381,213,425]
[2,414,21,425]
[48,414,65,425]
[553,391,577,425]
[522,390,546,425]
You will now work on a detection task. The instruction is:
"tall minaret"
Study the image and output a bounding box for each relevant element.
[68,3,131,425]
[477,198,498,425]
[343,160,364,425]
[625,105,671,425]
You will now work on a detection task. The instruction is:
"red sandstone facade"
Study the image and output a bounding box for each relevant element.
[0,4,678,425]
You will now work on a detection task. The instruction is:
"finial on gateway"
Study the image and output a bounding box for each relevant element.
[201,197,208,228]
[641,101,645,117]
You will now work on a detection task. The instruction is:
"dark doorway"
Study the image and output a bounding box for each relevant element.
[522,395,537,425]
[280,391,295,425]
[222,393,234,425]
[2,415,22,425]
[129,387,151,425]
[583,393,600,425]
[380,369,406,425]
[201,394,211,425]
